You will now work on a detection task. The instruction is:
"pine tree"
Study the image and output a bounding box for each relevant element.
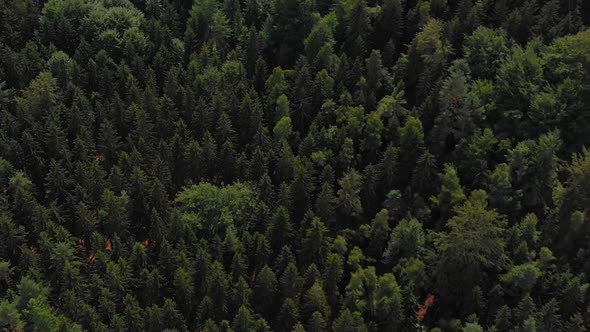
[345,0,370,58]
[280,262,303,300]
[277,298,300,331]
[254,264,278,319]
[301,218,330,267]
[432,164,466,220]
[435,190,507,310]
[383,216,425,263]
[266,206,294,254]
[302,281,331,323]
[332,308,368,332]
[337,169,363,218]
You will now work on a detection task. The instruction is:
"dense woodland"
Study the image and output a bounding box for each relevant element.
[1,0,590,331]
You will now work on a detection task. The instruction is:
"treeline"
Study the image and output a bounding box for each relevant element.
[1,0,590,331]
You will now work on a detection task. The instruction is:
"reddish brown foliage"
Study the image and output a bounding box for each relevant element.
[141,239,156,248]
[417,294,436,321]
[87,253,96,267]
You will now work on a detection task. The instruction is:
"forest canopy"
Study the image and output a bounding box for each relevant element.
[1,0,590,331]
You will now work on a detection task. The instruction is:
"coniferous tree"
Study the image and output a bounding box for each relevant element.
[1,1,590,330]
